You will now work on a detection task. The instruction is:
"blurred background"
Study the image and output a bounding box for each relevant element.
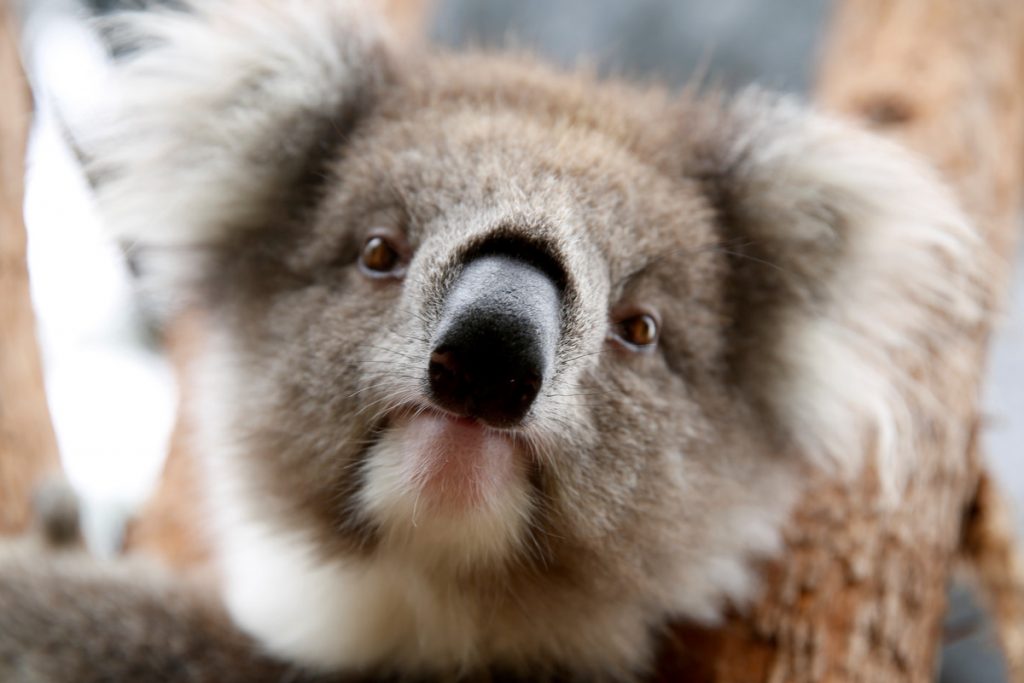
[15,1,1022,680]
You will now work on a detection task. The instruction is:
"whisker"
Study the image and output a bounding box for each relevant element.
[364,344,422,362]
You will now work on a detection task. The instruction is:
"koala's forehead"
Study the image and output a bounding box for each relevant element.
[324,55,719,283]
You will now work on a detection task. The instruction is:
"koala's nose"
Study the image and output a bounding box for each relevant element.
[428,254,561,427]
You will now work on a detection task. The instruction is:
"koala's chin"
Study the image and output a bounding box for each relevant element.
[72,0,987,681]
[361,411,535,565]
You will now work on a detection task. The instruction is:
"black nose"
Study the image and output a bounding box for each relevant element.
[428,254,561,427]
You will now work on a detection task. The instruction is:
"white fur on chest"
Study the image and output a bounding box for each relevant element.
[207,458,650,678]
[216,514,479,672]
[212,499,650,677]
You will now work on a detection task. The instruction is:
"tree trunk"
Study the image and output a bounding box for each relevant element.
[378,0,435,44]
[0,6,61,535]
[658,1,1024,681]
[122,312,212,574]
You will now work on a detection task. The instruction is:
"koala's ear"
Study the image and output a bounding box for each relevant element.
[691,91,988,492]
[79,0,395,280]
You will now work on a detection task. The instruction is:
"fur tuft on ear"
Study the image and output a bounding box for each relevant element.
[80,0,395,290]
[699,91,989,495]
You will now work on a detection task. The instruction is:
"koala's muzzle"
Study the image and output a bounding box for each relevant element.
[428,255,561,427]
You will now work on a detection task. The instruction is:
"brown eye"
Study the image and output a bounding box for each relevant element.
[613,311,660,350]
[359,234,403,276]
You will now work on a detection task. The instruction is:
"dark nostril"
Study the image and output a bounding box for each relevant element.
[427,344,544,428]
[428,349,467,408]
[429,349,459,383]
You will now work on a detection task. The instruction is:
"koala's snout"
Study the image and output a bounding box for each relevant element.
[428,254,562,427]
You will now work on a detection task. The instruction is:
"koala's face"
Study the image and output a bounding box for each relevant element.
[208,58,758,590]
[88,2,981,678]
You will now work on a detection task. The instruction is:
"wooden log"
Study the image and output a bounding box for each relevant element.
[658,1,1024,681]
[0,6,62,535]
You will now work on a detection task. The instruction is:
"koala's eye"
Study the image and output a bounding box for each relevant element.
[362,236,398,271]
[358,231,408,278]
[611,309,660,350]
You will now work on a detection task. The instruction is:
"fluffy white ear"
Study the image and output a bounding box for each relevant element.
[81,0,394,250]
[701,91,989,493]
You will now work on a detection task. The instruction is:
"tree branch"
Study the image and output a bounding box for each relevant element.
[0,5,61,535]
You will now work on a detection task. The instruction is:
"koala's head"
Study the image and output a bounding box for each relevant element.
[83,0,984,678]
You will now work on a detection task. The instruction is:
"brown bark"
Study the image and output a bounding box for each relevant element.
[658,1,1024,681]
[961,468,1024,680]
[122,313,212,574]
[0,6,61,535]
[377,0,435,45]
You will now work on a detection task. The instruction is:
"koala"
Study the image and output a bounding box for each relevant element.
[12,0,984,681]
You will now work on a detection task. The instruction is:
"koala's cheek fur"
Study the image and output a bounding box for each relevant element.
[536,361,798,620]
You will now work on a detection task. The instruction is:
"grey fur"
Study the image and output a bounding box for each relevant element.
[0,483,328,682]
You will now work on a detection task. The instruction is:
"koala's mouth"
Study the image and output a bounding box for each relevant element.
[391,407,524,511]
[359,404,534,523]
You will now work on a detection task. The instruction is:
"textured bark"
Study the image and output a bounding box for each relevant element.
[122,313,212,575]
[658,1,1024,681]
[961,468,1024,681]
[378,0,435,44]
[0,6,61,536]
